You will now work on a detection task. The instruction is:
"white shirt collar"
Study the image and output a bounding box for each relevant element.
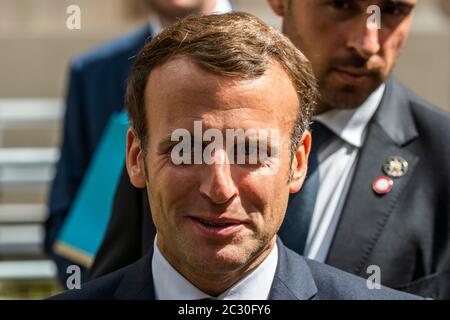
[152,236,279,300]
[149,0,232,36]
[212,0,233,14]
[314,84,386,148]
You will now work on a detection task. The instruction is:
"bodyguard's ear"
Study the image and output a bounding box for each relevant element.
[267,0,288,17]
[289,130,311,193]
[126,128,147,189]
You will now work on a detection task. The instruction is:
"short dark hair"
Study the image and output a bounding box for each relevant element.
[125,12,318,156]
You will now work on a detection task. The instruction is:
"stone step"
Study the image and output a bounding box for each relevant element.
[0,224,44,256]
[0,204,47,224]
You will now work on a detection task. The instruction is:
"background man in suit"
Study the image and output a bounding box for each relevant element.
[51,13,419,300]
[45,0,232,283]
[267,0,450,299]
[92,0,450,299]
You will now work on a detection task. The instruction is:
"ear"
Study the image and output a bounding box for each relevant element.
[126,128,147,189]
[289,130,311,193]
[267,0,288,17]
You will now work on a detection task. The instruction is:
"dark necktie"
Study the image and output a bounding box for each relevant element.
[278,122,334,255]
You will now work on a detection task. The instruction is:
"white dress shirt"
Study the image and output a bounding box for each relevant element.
[304,84,386,262]
[212,0,233,14]
[152,236,279,300]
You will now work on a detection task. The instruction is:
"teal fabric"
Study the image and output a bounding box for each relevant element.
[56,112,129,261]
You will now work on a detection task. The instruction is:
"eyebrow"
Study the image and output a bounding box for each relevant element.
[157,134,180,153]
[157,130,201,153]
[157,131,276,151]
[382,0,416,9]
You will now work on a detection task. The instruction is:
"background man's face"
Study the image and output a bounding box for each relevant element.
[275,0,416,110]
[146,0,208,18]
[131,57,307,276]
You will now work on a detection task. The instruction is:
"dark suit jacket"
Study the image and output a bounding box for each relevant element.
[90,78,450,299]
[51,239,420,300]
[44,26,153,280]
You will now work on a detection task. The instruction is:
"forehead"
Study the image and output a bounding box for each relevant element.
[368,0,416,5]
[300,0,417,9]
[144,56,299,133]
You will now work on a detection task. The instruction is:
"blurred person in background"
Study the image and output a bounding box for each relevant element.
[268,0,450,299]
[45,0,233,285]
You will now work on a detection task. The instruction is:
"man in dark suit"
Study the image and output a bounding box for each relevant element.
[91,0,450,299]
[51,13,420,300]
[45,0,232,283]
[53,239,419,300]
[267,0,450,299]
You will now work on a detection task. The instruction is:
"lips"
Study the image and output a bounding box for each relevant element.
[188,216,244,237]
[192,217,237,227]
[333,68,373,86]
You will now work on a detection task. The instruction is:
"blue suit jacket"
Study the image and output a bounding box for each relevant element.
[49,238,421,300]
[45,25,153,277]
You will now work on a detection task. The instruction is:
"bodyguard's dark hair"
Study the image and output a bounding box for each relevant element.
[125,12,318,154]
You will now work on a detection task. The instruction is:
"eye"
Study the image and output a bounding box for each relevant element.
[382,2,412,17]
[243,143,252,156]
[323,0,358,19]
[328,0,351,10]
[234,143,251,157]
[232,141,259,165]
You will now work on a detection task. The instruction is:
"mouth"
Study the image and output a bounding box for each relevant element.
[332,68,373,86]
[188,216,245,237]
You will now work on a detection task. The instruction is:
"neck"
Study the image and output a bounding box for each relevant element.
[158,236,276,297]
[158,0,217,29]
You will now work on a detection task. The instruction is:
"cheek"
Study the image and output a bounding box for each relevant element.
[389,34,406,59]
[300,20,346,73]
[236,171,289,228]
[378,38,403,77]
[380,27,409,65]
[237,174,270,210]
[148,162,198,214]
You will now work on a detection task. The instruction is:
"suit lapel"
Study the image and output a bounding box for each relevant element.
[114,250,155,300]
[269,238,318,300]
[114,237,318,300]
[326,78,420,276]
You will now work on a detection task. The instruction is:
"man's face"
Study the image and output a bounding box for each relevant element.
[147,0,207,18]
[270,0,416,110]
[126,57,309,278]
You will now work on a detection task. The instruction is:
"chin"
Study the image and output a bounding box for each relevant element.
[191,242,258,274]
[165,0,202,10]
[195,248,248,273]
[324,92,369,109]
[321,84,376,110]
[323,72,386,109]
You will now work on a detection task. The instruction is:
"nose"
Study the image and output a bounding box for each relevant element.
[347,23,381,59]
[199,149,239,204]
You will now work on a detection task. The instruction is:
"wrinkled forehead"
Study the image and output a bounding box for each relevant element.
[144,56,300,135]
